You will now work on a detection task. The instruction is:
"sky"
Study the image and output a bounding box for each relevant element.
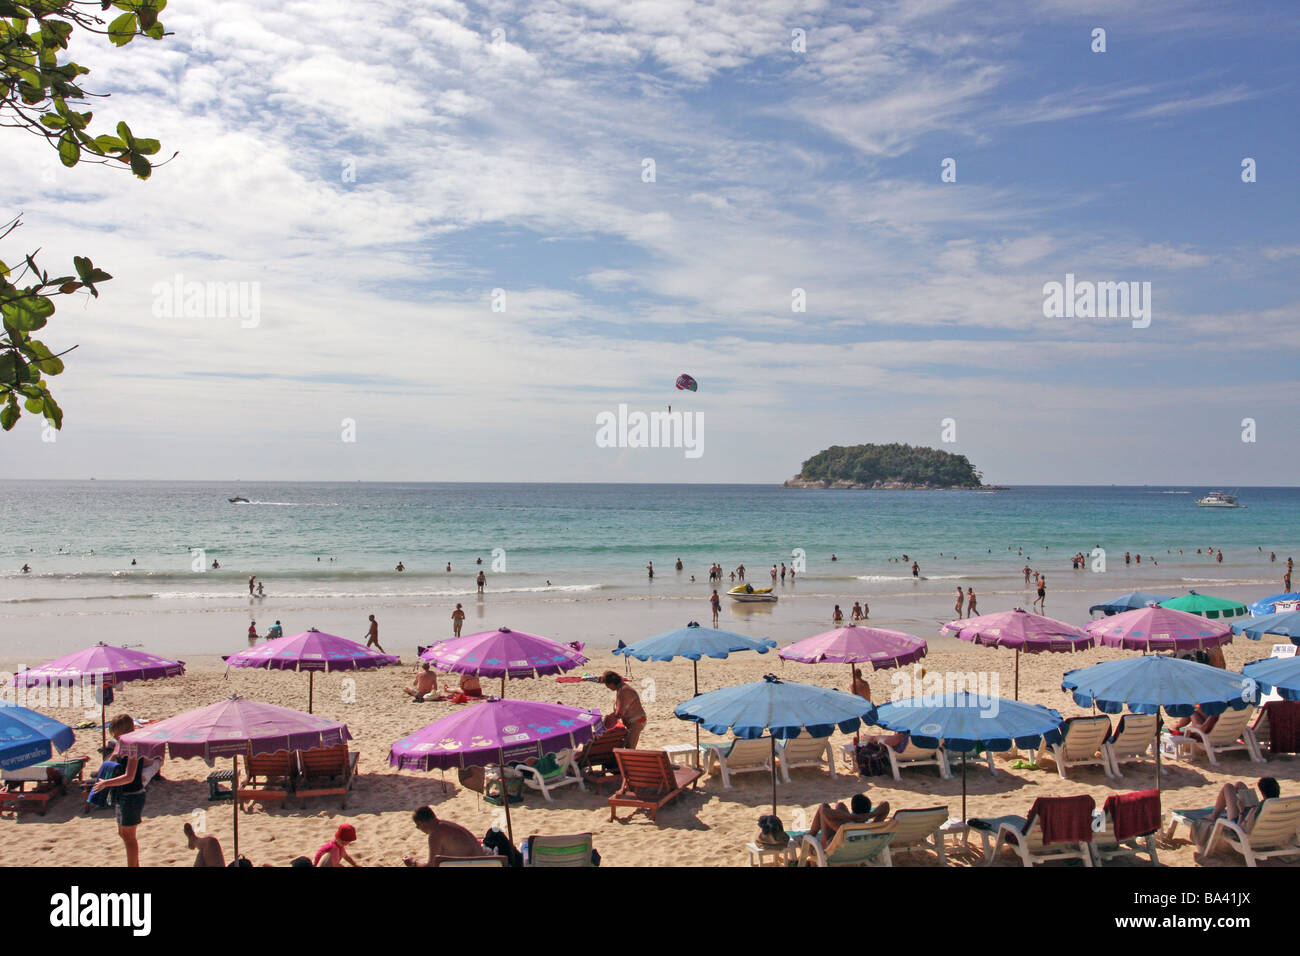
[3,0,1298,485]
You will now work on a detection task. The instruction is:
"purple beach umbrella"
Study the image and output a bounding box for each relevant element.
[420,627,587,698]
[225,628,400,713]
[117,695,351,858]
[13,643,185,750]
[1085,605,1233,652]
[943,608,1093,699]
[779,625,928,678]
[389,698,603,841]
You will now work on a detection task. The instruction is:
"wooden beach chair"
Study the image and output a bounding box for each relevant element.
[0,756,89,816]
[1091,790,1161,865]
[1202,796,1300,867]
[293,744,359,809]
[1101,713,1158,778]
[608,749,702,823]
[799,823,894,867]
[525,832,595,867]
[701,737,774,789]
[985,795,1095,867]
[869,806,950,865]
[515,748,585,802]
[575,726,627,792]
[775,736,836,782]
[238,751,296,811]
[1165,707,1265,766]
[1044,715,1114,779]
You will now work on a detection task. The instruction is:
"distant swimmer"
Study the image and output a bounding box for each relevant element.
[851,602,863,623]
[363,614,384,653]
[20,564,31,573]
[476,558,482,565]
[248,621,259,641]
[267,620,283,639]
[831,555,837,561]
[647,561,654,579]
[911,561,919,579]
[675,558,683,571]
[451,603,465,637]
[249,575,256,596]
[212,560,220,569]
[131,559,137,566]
[396,562,405,572]
[771,565,778,584]
[546,580,551,587]
[256,581,265,597]
[833,605,844,626]
[780,563,786,582]
[476,571,486,594]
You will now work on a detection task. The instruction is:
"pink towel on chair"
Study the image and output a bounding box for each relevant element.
[1028,795,1095,844]
[1104,789,1161,841]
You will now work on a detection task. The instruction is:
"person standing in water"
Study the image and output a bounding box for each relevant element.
[954,586,964,618]
[911,561,919,579]
[1034,576,1046,613]
[248,575,256,596]
[476,570,486,593]
[451,603,465,637]
[363,614,384,652]
[646,561,654,580]
[966,587,977,617]
[710,589,721,626]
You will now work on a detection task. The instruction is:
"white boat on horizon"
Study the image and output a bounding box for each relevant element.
[1195,491,1242,508]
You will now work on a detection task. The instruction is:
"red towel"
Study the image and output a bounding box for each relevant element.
[1104,789,1161,841]
[1263,700,1300,754]
[1028,795,1095,845]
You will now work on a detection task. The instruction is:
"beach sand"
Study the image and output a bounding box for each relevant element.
[3,626,1297,867]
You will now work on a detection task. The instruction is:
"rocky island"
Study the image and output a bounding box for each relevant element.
[782,442,994,490]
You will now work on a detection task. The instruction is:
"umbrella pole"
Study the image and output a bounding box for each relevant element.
[1014,649,1020,701]
[693,661,700,757]
[962,752,968,822]
[1155,712,1163,792]
[101,696,106,752]
[232,756,240,860]
[309,672,314,715]
[501,676,506,699]
[770,735,777,817]
[498,746,514,844]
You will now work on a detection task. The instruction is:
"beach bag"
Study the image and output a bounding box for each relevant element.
[756,814,789,846]
[855,742,890,777]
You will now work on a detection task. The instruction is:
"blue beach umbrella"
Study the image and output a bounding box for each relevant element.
[1248,593,1300,617]
[1061,655,1254,789]
[1242,658,1300,702]
[874,693,1066,818]
[0,701,76,772]
[1089,591,1173,616]
[1232,611,1300,642]
[674,674,876,814]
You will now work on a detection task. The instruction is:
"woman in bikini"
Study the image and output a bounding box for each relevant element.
[602,671,647,748]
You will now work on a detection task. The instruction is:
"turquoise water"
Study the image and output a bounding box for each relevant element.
[2,481,1296,604]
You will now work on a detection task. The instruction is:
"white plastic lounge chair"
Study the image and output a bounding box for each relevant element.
[986,796,1095,867]
[701,738,775,789]
[525,832,594,867]
[838,739,953,780]
[1102,713,1158,779]
[1044,715,1114,779]
[799,823,893,867]
[775,736,836,783]
[1203,796,1300,866]
[873,806,950,865]
[1165,707,1265,766]
[515,748,586,801]
[1091,793,1161,866]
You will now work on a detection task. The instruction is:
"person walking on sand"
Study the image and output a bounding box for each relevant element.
[1034,576,1046,613]
[91,715,149,867]
[966,587,977,617]
[476,570,486,593]
[710,590,721,626]
[363,614,384,652]
[452,603,465,637]
[601,671,647,748]
[955,586,964,617]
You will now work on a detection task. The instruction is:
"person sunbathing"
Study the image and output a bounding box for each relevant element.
[808,793,889,844]
[403,663,438,701]
[865,731,910,753]
[184,822,226,867]
[1192,777,1280,854]
[458,673,483,697]
[404,806,484,865]
[1170,705,1213,735]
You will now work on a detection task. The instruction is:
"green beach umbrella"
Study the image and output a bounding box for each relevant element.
[1160,590,1249,620]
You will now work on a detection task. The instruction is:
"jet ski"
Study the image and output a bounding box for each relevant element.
[228,496,250,503]
[728,583,778,603]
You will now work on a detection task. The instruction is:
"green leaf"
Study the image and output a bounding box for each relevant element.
[0,352,24,386]
[116,121,136,146]
[107,11,137,45]
[26,339,65,376]
[0,402,19,431]
[57,129,78,166]
[1,294,54,331]
[143,21,163,39]
[23,395,43,414]
[42,393,62,428]
[133,137,160,155]
[58,281,80,294]
[94,134,126,152]
[128,151,151,179]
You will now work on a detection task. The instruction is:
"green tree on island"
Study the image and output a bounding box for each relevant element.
[1,0,172,431]
[796,443,984,487]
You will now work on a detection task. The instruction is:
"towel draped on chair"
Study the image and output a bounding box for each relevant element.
[1104,789,1161,842]
[1028,794,1094,844]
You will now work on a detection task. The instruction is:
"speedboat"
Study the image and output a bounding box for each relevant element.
[728,584,778,603]
[228,496,250,503]
[1195,491,1241,508]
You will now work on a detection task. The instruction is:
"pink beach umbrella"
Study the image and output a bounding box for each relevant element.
[12,643,185,750]
[116,695,351,859]
[420,627,587,698]
[1085,605,1232,652]
[225,628,400,713]
[779,625,928,687]
[942,608,1093,699]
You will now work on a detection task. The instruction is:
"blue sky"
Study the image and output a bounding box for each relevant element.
[3,0,1298,484]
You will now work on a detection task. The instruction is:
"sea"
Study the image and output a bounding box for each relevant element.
[1,482,1296,656]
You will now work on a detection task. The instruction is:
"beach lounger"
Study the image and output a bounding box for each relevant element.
[887,739,951,781]
[1164,706,1264,766]
[1044,715,1114,779]
[432,855,507,867]
[870,806,951,865]
[1091,790,1161,865]
[237,752,296,811]
[575,726,627,792]
[775,736,836,782]
[701,737,775,789]
[1251,700,1300,756]
[516,749,586,801]
[608,749,702,823]
[0,757,89,816]
[525,832,595,867]
[1202,796,1300,867]
[1101,713,1158,779]
[985,795,1095,867]
[799,823,894,867]
[293,744,359,809]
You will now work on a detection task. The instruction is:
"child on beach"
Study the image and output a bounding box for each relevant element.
[314,823,360,866]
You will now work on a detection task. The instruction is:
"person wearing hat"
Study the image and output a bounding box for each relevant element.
[314,824,360,867]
